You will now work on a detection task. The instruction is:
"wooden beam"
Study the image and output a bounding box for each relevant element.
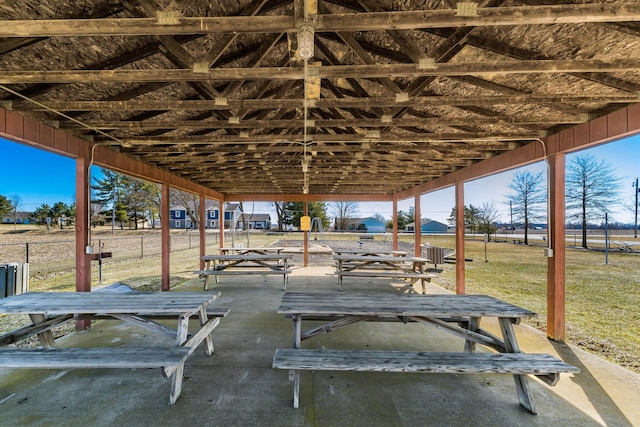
[107,132,542,144]
[414,193,421,257]
[199,194,206,271]
[56,115,586,130]
[2,59,640,83]
[1,4,639,37]
[455,180,465,294]
[13,93,637,112]
[75,157,91,295]
[547,153,566,341]
[161,183,171,292]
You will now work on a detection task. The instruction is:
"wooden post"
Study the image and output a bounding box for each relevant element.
[199,194,206,271]
[75,156,91,293]
[414,193,421,257]
[75,156,91,329]
[303,202,309,267]
[161,184,171,292]
[392,198,399,251]
[219,202,225,253]
[547,153,566,340]
[455,181,465,294]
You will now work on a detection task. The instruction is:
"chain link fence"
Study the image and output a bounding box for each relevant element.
[0,232,222,279]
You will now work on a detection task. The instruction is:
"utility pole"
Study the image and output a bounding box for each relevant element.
[605,212,609,265]
[510,200,513,234]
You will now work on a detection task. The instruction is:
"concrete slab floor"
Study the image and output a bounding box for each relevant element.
[0,265,638,427]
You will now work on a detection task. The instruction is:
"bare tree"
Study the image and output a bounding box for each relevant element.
[272,202,289,231]
[505,170,546,245]
[477,202,501,240]
[332,201,359,230]
[170,189,199,229]
[566,153,622,248]
[9,193,22,228]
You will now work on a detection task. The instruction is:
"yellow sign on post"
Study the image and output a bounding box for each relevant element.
[300,216,311,231]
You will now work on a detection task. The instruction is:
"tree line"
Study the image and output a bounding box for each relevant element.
[2,153,629,249]
[453,153,625,248]
[0,193,75,230]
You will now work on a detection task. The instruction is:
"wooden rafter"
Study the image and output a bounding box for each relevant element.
[10,93,638,112]
[2,58,640,84]
[2,4,640,37]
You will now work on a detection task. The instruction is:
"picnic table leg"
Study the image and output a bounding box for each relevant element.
[214,260,220,284]
[202,260,212,290]
[283,259,288,291]
[29,314,56,348]
[498,317,536,414]
[292,313,302,408]
[199,306,215,356]
[169,313,190,405]
[463,317,480,352]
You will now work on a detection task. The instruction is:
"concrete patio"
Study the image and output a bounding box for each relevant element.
[0,264,638,427]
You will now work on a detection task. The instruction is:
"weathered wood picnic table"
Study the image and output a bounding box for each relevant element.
[332,249,408,256]
[332,253,436,293]
[0,291,229,405]
[272,292,578,413]
[219,246,286,255]
[197,253,293,290]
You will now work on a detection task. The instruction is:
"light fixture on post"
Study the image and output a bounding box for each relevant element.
[301,157,310,173]
[297,18,315,60]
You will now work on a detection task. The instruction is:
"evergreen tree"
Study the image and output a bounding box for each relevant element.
[92,169,126,234]
[287,202,329,228]
[31,204,52,226]
[0,195,11,217]
[51,201,71,229]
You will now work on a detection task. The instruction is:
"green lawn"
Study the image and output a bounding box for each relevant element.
[438,237,640,373]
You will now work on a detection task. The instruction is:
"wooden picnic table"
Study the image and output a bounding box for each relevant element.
[331,249,408,256]
[0,291,228,405]
[332,254,434,293]
[273,292,578,412]
[220,246,286,255]
[198,253,293,290]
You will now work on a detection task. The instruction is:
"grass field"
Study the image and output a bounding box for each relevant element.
[1,225,638,373]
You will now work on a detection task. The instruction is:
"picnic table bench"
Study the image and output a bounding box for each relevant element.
[273,292,579,413]
[333,254,435,293]
[196,253,293,290]
[0,291,229,405]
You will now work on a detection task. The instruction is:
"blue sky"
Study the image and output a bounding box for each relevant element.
[1,136,639,223]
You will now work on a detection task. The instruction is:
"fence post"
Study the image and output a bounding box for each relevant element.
[26,242,29,263]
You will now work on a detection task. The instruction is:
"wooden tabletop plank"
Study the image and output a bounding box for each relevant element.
[220,247,285,252]
[332,250,408,256]
[0,292,219,315]
[202,254,293,261]
[278,292,535,318]
[333,255,428,262]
